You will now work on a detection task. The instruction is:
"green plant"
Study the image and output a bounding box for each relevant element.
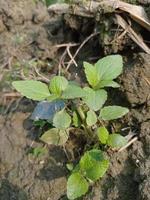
[12,55,129,199]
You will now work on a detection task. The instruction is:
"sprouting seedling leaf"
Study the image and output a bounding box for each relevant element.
[62,83,86,99]
[99,106,129,120]
[107,134,127,148]
[95,55,123,81]
[40,128,69,145]
[66,163,74,171]
[84,62,100,88]
[67,172,89,200]
[86,110,97,126]
[12,80,51,101]
[30,146,48,157]
[72,111,81,127]
[79,149,109,181]
[96,127,109,144]
[83,87,107,111]
[49,76,68,96]
[53,109,71,129]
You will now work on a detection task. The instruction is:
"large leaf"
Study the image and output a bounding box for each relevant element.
[97,127,109,144]
[12,80,50,101]
[80,149,109,181]
[82,87,107,111]
[62,84,86,99]
[67,172,89,200]
[95,55,123,81]
[99,106,129,120]
[40,128,69,145]
[86,110,97,126]
[30,100,65,121]
[107,134,127,148]
[84,62,100,88]
[53,109,71,129]
[49,76,68,96]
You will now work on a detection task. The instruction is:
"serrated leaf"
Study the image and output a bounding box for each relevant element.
[67,172,89,200]
[97,127,109,144]
[30,100,65,121]
[86,110,97,126]
[12,80,50,101]
[82,87,107,111]
[40,128,69,145]
[80,149,109,181]
[84,62,100,88]
[49,76,68,96]
[62,84,86,99]
[107,134,127,148]
[99,106,129,120]
[53,109,71,129]
[72,111,81,127]
[95,55,123,81]
[97,80,120,89]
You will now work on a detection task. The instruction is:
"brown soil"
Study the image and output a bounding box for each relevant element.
[0,0,150,200]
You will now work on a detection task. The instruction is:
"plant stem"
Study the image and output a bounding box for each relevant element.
[76,105,93,139]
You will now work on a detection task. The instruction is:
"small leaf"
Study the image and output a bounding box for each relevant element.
[30,100,65,121]
[97,80,120,89]
[67,172,89,200]
[107,134,127,148]
[99,106,129,120]
[53,110,71,129]
[49,76,68,96]
[86,110,97,126]
[62,84,85,99]
[80,149,109,181]
[66,163,74,171]
[95,55,123,81]
[12,80,50,101]
[97,127,109,144]
[84,62,100,88]
[40,128,69,145]
[72,111,81,127]
[83,87,107,111]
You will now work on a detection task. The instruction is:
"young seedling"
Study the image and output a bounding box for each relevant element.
[12,55,129,199]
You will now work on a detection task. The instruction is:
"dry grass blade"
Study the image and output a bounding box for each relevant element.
[116,14,150,54]
[115,1,150,31]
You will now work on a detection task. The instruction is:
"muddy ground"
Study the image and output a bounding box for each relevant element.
[0,0,150,200]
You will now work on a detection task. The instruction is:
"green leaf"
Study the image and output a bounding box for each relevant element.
[86,110,97,126]
[49,76,68,96]
[67,172,89,200]
[107,134,127,148]
[95,55,123,81]
[97,127,109,144]
[72,111,81,127]
[62,84,85,99]
[40,128,69,145]
[31,147,48,157]
[97,80,120,89]
[12,80,50,101]
[82,87,107,111]
[66,163,74,171]
[99,106,129,120]
[53,110,71,129]
[80,149,109,181]
[84,62,100,88]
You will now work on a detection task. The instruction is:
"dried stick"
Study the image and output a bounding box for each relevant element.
[66,32,100,71]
